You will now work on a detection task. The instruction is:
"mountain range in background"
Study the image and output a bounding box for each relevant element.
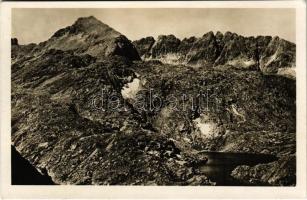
[133,32,295,76]
[11,16,296,186]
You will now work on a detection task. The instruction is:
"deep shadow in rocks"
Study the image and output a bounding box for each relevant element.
[11,146,55,185]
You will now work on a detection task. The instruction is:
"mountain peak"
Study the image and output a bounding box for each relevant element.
[73,16,106,29]
[52,16,120,38]
[47,16,139,60]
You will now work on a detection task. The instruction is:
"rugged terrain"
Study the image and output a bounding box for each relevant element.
[133,32,295,78]
[11,16,296,185]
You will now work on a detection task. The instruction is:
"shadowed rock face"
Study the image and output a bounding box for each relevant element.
[133,32,296,75]
[11,16,296,186]
[11,38,19,46]
[132,36,155,58]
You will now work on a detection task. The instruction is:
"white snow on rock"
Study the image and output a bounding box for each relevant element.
[149,53,183,65]
[228,59,256,68]
[277,67,296,79]
[121,78,142,99]
[193,114,219,138]
[243,60,256,67]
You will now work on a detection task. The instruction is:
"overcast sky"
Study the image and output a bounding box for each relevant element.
[12,8,295,44]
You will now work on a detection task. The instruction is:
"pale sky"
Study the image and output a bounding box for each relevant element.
[12,8,296,45]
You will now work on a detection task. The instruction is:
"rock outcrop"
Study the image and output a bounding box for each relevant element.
[133,32,296,75]
[132,36,155,58]
[231,155,296,186]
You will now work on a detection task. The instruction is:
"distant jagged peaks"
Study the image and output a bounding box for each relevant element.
[133,31,296,75]
[12,15,295,76]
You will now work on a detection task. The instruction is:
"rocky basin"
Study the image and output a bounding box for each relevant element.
[11,16,296,186]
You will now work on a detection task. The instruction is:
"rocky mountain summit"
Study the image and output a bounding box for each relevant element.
[12,16,140,64]
[133,32,296,77]
[11,16,296,186]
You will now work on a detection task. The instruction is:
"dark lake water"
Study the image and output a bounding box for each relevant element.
[11,146,55,185]
[11,145,277,186]
[199,151,277,186]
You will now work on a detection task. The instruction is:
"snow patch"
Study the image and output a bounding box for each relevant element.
[121,78,142,99]
[243,60,256,67]
[264,51,278,68]
[228,59,256,68]
[226,104,246,122]
[193,115,218,138]
[277,67,296,79]
[194,118,214,136]
[154,53,183,65]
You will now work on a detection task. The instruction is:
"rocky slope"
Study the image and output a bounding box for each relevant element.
[128,61,296,186]
[133,32,296,77]
[11,16,296,186]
